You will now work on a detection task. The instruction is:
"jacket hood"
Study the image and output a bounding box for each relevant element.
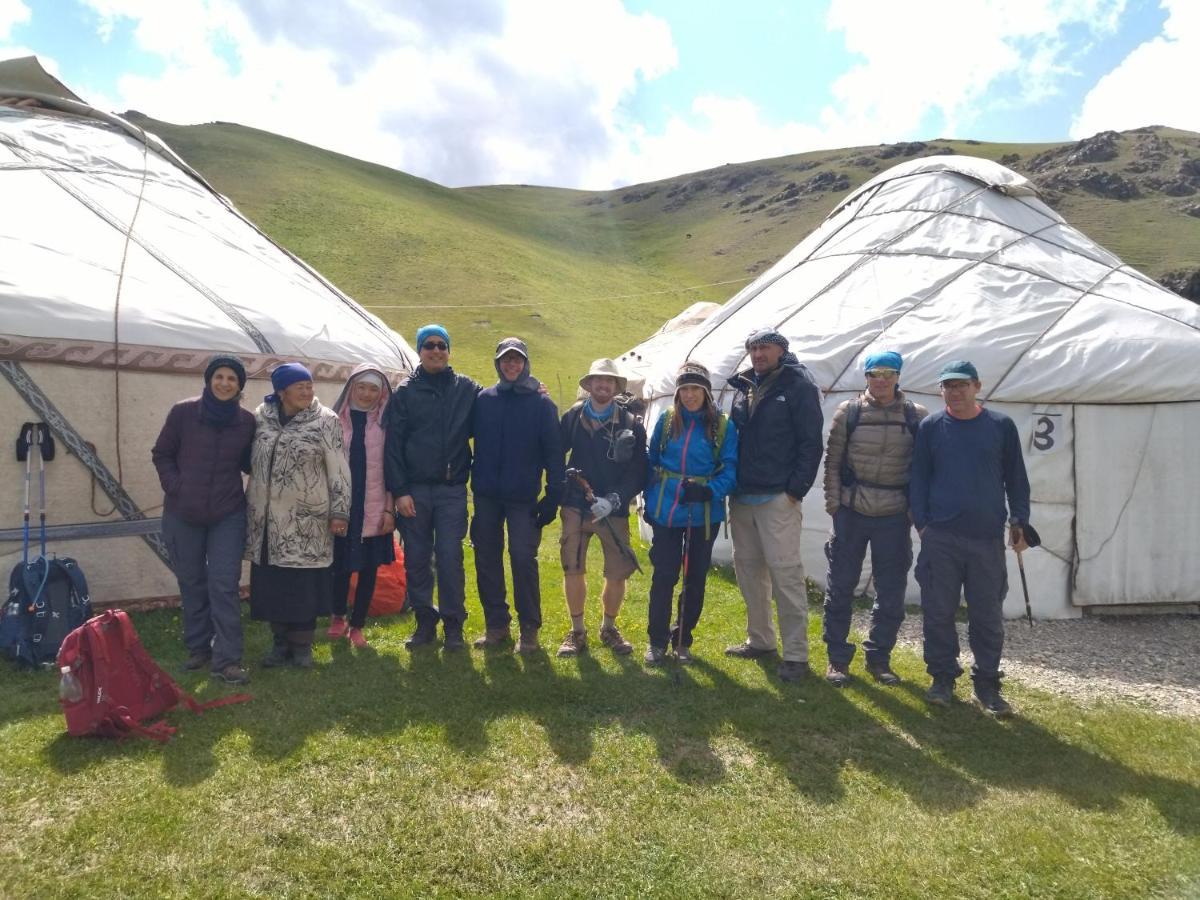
[333,362,391,429]
[494,337,541,394]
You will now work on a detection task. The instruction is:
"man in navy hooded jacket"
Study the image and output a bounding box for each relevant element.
[470,337,564,653]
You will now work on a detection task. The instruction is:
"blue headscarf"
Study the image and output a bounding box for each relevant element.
[265,362,313,403]
[864,350,903,372]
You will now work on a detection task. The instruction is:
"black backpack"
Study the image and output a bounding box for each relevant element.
[2,556,91,668]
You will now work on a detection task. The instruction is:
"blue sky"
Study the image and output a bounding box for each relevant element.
[1,0,1193,188]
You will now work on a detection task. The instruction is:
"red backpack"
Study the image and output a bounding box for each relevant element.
[56,610,251,742]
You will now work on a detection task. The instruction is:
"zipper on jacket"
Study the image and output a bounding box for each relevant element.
[259,421,286,565]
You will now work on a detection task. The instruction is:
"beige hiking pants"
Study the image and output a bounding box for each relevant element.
[729,493,809,663]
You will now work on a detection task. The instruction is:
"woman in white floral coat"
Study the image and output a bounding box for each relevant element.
[245,363,351,668]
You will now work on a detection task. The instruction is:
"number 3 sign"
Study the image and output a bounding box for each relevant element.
[1032,410,1063,453]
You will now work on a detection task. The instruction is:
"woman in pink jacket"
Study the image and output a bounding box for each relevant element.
[327,365,396,647]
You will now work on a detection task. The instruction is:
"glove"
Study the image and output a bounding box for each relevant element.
[679,480,714,503]
[534,495,558,529]
[590,492,621,521]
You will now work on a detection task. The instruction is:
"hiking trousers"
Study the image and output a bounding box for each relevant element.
[471,494,543,630]
[915,525,1007,681]
[822,508,912,667]
[398,483,468,626]
[162,508,245,669]
[729,493,809,663]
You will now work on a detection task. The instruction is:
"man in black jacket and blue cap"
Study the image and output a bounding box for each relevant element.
[725,327,824,683]
[385,324,480,652]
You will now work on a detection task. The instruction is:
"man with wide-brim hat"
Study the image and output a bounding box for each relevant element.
[556,358,647,658]
[909,359,1031,717]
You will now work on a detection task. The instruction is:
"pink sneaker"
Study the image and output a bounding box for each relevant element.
[326,616,348,639]
[348,627,369,649]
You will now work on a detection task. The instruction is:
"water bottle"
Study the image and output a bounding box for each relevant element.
[58,665,82,703]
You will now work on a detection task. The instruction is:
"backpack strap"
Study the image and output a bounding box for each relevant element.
[903,399,919,437]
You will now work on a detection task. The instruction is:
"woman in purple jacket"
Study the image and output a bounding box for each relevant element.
[152,355,256,685]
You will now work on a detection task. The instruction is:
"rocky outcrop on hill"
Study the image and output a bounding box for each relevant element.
[1159,269,1200,304]
[1028,129,1200,203]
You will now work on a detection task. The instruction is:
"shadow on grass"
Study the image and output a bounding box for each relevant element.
[37,613,1200,836]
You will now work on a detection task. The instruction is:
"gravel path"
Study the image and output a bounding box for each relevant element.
[852,610,1200,718]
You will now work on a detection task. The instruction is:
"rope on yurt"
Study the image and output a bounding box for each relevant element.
[107,125,153,501]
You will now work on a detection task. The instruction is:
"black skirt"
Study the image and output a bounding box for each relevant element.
[249,563,334,624]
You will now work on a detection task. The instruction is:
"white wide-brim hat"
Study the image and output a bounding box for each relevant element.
[578,358,628,393]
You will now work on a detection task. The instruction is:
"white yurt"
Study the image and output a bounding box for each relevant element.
[0,58,416,605]
[631,155,1200,618]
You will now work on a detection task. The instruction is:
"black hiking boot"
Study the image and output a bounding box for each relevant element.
[973,679,1014,718]
[442,623,466,653]
[777,660,810,683]
[405,619,439,650]
[261,640,292,669]
[290,644,314,669]
[925,676,956,707]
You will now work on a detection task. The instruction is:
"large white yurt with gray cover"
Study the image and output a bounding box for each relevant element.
[0,57,416,605]
[632,154,1200,618]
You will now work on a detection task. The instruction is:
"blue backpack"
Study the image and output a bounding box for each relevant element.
[2,556,91,668]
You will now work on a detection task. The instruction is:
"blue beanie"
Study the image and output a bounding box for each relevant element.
[267,362,312,402]
[864,350,903,372]
[416,324,450,350]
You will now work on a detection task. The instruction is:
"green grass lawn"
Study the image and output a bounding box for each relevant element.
[2,526,1198,898]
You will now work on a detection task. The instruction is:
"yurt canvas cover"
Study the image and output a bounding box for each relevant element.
[0,58,417,604]
[634,155,1200,618]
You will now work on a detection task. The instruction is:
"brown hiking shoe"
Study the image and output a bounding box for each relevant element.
[825,662,850,687]
[598,624,633,655]
[557,629,588,658]
[515,626,540,654]
[865,660,901,685]
[473,627,511,649]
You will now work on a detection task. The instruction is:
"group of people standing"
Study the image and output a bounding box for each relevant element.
[151,323,1031,716]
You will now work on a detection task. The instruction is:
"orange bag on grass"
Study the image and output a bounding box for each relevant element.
[345,536,407,616]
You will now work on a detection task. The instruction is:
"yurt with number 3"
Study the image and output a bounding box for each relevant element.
[0,57,416,606]
[633,154,1200,619]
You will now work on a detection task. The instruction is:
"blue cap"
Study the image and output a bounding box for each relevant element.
[937,359,979,383]
[864,350,902,373]
[416,324,450,350]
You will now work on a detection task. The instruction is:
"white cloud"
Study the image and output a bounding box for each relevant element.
[74,0,677,188]
[0,0,29,39]
[1072,0,1200,136]
[823,0,1126,139]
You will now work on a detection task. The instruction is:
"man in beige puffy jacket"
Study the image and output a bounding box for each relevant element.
[821,351,927,686]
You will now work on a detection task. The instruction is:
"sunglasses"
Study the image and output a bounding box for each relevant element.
[865,370,897,379]
[421,341,448,351]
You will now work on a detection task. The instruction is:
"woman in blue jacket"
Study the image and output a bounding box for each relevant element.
[643,362,738,665]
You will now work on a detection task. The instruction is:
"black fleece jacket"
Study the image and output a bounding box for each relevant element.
[729,353,824,500]
[385,366,480,496]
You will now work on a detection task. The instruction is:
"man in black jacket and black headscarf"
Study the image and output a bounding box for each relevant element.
[385,324,480,651]
[725,327,824,682]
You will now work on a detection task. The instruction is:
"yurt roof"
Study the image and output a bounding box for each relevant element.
[0,57,415,381]
[653,155,1200,405]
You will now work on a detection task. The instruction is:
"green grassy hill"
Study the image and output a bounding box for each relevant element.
[129,114,1200,397]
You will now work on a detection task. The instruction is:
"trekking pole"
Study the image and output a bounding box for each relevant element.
[1017,549,1033,628]
[673,522,692,686]
[20,423,33,566]
[565,468,644,575]
[35,424,47,558]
